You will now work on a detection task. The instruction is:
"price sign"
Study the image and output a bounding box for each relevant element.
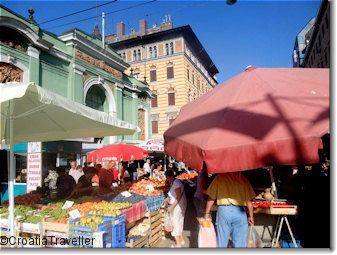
[69,209,82,219]
[121,191,132,197]
[146,184,154,192]
[62,201,74,210]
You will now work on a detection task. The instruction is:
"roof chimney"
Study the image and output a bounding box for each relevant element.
[116,22,125,37]
[139,19,148,36]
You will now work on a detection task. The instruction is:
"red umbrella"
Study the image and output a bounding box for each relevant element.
[87,144,148,162]
[164,67,329,174]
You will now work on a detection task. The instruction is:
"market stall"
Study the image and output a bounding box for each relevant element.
[163,67,330,248]
[0,177,170,248]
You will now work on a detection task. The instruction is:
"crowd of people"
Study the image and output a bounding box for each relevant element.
[42,158,257,248]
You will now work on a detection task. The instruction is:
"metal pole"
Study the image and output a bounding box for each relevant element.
[8,103,15,238]
[268,166,278,199]
[102,12,105,49]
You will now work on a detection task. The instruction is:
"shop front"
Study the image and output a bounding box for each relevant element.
[0,141,83,203]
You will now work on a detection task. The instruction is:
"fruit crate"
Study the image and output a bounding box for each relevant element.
[87,214,126,248]
[123,201,146,224]
[144,195,165,212]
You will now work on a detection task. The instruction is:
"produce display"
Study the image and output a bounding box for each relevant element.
[252,200,271,208]
[176,172,198,180]
[89,202,131,217]
[129,180,163,196]
[0,207,8,215]
[112,192,145,203]
[69,201,99,216]
[75,216,105,231]
[3,193,42,206]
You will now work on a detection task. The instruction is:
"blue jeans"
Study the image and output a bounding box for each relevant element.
[216,205,248,248]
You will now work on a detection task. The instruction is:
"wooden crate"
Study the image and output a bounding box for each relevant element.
[126,234,149,248]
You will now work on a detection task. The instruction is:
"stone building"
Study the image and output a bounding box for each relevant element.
[107,17,218,138]
[301,0,330,68]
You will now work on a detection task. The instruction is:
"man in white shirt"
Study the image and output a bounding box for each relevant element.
[143,159,151,176]
[68,160,84,184]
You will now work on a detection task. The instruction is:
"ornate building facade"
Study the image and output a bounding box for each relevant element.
[107,18,218,138]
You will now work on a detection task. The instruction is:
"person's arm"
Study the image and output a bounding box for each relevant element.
[167,187,182,213]
[246,200,254,225]
[204,199,215,220]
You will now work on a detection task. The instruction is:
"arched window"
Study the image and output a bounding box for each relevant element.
[165,43,169,55]
[133,50,137,61]
[170,42,174,55]
[85,85,107,112]
[137,49,141,61]
[149,46,153,59]
[154,46,157,58]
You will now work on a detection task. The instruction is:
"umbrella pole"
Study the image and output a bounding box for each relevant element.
[268,167,278,199]
[8,113,15,238]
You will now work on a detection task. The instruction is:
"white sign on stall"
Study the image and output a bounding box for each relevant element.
[26,142,42,193]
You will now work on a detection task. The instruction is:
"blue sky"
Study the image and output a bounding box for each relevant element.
[3,0,321,83]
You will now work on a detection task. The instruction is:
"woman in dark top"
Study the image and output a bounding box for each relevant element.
[69,167,96,198]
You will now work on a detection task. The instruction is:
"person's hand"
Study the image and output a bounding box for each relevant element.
[167,205,174,213]
[248,216,254,225]
[204,213,211,220]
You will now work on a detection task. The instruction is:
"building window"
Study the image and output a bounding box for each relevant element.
[167,66,174,79]
[170,42,174,55]
[169,118,175,126]
[133,50,137,61]
[192,74,195,85]
[152,120,158,134]
[137,49,141,61]
[86,85,106,112]
[197,79,200,95]
[187,68,190,81]
[154,46,157,58]
[165,43,169,55]
[122,52,126,61]
[168,91,175,106]
[151,94,158,107]
[150,69,157,82]
[149,46,153,59]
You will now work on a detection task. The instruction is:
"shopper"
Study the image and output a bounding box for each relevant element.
[69,167,96,198]
[165,169,187,248]
[56,167,76,199]
[98,161,116,195]
[143,158,151,177]
[128,161,138,181]
[204,172,256,248]
[68,161,84,184]
[194,166,208,218]
[44,167,58,191]
[153,162,165,181]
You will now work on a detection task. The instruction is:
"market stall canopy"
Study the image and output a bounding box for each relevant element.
[164,67,329,174]
[0,82,140,144]
[87,143,148,162]
[138,138,164,152]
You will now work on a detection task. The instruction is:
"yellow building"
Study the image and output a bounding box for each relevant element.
[107,18,218,138]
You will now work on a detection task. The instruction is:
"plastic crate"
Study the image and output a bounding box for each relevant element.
[68,218,111,233]
[86,214,126,248]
